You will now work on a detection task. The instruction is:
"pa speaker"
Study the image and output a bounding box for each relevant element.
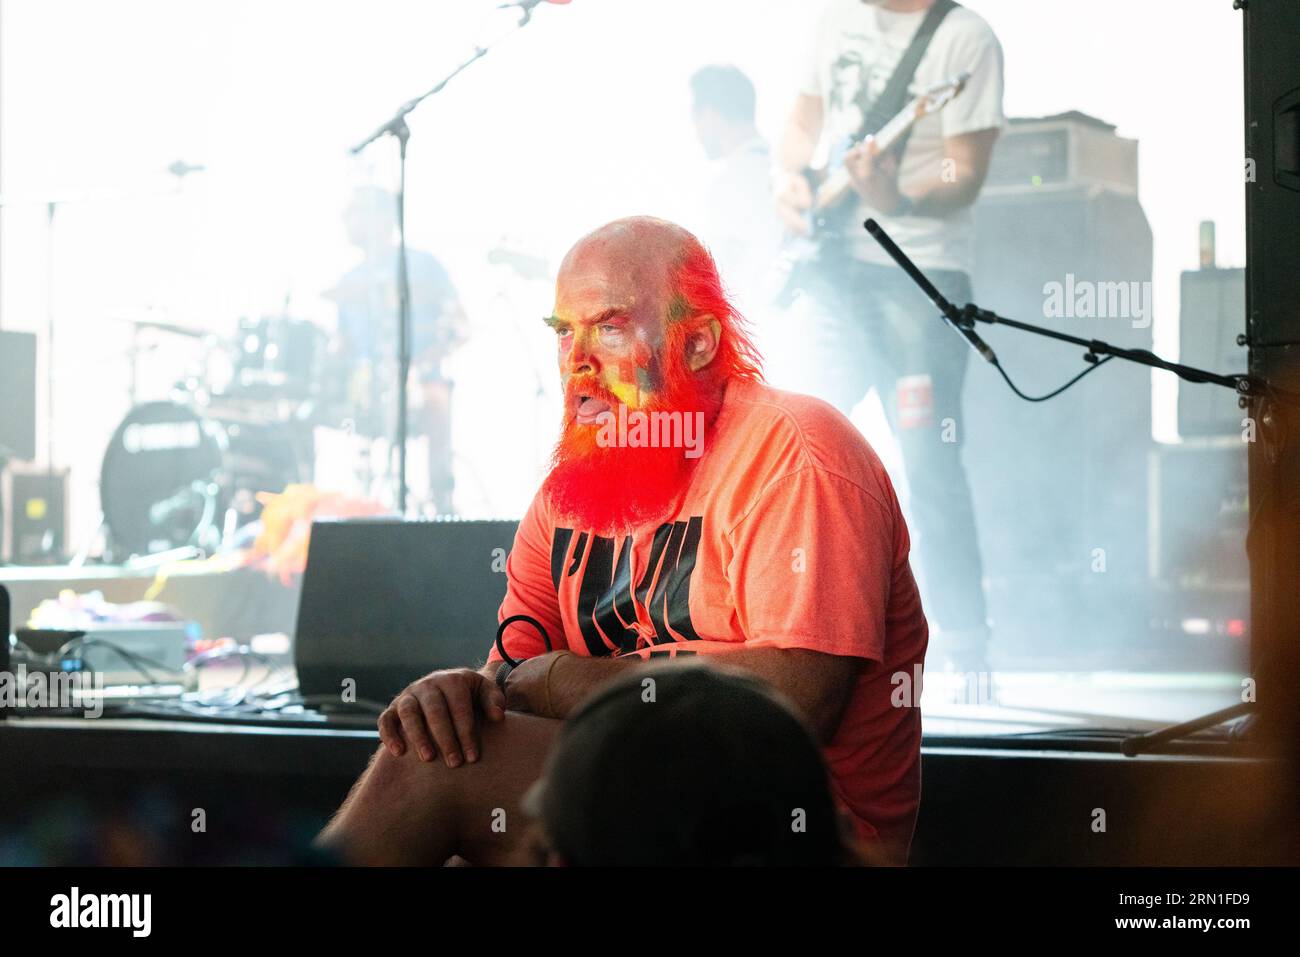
[293,519,519,704]
[965,184,1154,658]
[1243,0,1300,752]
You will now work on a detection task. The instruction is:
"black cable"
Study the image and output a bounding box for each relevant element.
[51,639,280,703]
[991,353,1115,403]
[494,614,553,668]
[493,614,553,691]
[183,646,284,708]
[187,646,256,693]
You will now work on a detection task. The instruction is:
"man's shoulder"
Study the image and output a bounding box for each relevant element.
[719,379,892,502]
[726,377,848,433]
[938,4,1001,49]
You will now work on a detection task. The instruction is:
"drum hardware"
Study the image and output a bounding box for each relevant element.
[99,401,306,560]
[226,315,328,402]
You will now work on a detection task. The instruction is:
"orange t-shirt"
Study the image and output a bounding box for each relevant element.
[490,376,929,861]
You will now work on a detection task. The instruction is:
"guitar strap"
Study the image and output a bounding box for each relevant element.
[777,0,961,300]
[856,0,960,151]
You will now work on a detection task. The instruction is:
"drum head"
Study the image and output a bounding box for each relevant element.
[101,401,224,557]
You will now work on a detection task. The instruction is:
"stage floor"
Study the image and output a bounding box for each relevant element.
[1,561,1249,739]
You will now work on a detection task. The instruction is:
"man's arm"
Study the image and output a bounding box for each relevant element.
[505,646,860,745]
[774,94,825,236]
[704,647,861,744]
[779,93,824,175]
[909,127,1000,216]
[501,651,627,720]
[845,126,1000,218]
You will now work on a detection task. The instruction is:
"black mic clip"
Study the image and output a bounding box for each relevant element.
[950,303,998,365]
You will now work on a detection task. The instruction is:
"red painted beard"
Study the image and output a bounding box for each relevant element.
[542,345,725,535]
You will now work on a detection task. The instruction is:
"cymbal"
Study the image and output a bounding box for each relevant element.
[111,315,211,339]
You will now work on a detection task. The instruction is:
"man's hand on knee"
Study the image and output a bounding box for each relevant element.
[378,668,506,768]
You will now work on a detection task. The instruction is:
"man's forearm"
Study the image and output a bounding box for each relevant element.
[902,129,998,217]
[693,647,858,745]
[546,653,636,719]
[523,647,857,745]
[779,122,818,175]
[905,174,983,218]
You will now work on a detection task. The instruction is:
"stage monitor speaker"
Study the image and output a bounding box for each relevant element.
[294,518,519,704]
[2,468,68,565]
[1178,267,1247,438]
[966,181,1153,659]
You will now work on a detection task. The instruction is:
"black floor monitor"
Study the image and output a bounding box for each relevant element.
[294,518,520,704]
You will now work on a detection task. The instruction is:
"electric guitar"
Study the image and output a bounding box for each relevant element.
[773,71,971,302]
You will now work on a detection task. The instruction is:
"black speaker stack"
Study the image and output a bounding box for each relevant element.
[966,113,1153,662]
[1243,0,1300,757]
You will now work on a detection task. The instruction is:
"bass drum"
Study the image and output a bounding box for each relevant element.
[100,401,305,558]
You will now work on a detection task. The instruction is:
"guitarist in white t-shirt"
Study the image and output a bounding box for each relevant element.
[773,0,1005,676]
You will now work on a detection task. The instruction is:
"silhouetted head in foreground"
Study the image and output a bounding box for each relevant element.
[522,662,861,866]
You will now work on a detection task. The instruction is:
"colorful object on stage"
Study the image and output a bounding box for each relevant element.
[242,484,389,585]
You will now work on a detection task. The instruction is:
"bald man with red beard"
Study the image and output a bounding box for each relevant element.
[318,216,929,866]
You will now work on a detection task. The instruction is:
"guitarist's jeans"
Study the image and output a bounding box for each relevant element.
[768,257,989,665]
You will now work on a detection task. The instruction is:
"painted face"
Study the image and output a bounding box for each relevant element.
[540,231,723,534]
[545,246,676,423]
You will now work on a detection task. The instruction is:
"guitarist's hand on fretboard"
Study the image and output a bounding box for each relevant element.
[843,137,906,216]
[769,72,970,305]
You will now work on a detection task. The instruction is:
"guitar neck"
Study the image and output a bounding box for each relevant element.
[872,100,921,154]
[814,98,922,210]
[805,73,969,220]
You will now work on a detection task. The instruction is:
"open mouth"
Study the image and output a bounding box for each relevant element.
[575,395,612,424]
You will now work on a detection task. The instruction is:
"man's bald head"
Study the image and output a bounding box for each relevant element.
[557,216,697,309]
[547,216,761,400]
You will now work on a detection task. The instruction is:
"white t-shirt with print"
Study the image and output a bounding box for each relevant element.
[801,0,1005,274]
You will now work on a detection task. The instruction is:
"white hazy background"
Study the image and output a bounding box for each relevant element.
[0,0,1245,539]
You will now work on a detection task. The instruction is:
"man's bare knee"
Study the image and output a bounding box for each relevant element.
[320,712,561,865]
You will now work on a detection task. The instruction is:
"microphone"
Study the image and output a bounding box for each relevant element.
[864,218,1000,365]
[954,304,999,365]
[955,320,998,365]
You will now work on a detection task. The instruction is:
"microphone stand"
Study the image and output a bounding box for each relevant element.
[349,1,548,515]
[862,218,1256,400]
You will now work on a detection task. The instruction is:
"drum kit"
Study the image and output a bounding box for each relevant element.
[100,314,337,560]
[97,240,545,560]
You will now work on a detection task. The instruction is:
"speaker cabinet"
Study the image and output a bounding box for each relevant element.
[966,184,1154,659]
[1244,0,1300,751]
[1178,267,1248,438]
